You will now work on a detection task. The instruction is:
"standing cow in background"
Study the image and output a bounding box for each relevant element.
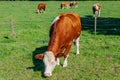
[61,2,70,9]
[37,3,46,13]
[70,1,78,8]
[92,3,101,17]
[35,12,82,77]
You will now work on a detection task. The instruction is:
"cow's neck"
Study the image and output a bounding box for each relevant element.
[47,36,60,58]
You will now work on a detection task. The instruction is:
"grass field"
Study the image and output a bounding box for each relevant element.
[0,1,120,80]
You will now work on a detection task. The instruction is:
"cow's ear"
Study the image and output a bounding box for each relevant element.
[35,54,44,60]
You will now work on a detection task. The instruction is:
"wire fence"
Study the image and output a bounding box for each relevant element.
[81,17,120,35]
[0,17,120,36]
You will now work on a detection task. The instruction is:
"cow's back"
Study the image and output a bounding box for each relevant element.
[63,12,81,39]
[51,12,81,39]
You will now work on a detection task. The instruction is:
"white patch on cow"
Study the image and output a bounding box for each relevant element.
[43,51,56,77]
[95,5,99,10]
[51,16,60,25]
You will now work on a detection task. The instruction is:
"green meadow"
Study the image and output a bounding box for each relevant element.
[0,1,120,80]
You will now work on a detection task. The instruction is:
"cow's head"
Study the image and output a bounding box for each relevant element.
[35,51,56,77]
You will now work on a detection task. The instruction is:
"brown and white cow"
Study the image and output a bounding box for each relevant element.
[35,12,82,77]
[70,1,78,8]
[37,3,46,13]
[61,2,70,9]
[92,3,101,17]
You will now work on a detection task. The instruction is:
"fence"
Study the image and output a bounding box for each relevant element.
[81,16,120,35]
[0,17,120,38]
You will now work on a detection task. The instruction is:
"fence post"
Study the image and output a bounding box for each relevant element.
[94,16,97,36]
[10,18,16,38]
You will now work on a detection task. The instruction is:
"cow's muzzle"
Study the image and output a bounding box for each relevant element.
[44,72,52,77]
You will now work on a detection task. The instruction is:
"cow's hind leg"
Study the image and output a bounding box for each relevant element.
[74,37,80,55]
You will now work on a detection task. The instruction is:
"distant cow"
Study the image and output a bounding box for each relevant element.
[37,3,46,13]
[70,1,78,8]
[35,12,82,77]
[61,2,70,9]
[92,3,101,17]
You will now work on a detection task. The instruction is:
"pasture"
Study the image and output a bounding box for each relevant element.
[0,1,120,80]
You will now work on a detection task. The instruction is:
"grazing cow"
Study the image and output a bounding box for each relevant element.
[70,1,78,8]
[37,3,46,13]
[35,12,82,77]
[92,3,101,17]
[61,2,70,9]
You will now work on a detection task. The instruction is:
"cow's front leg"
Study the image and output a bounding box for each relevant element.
[63,42,72,67]
[63,55,69,67]
[56,58,60,65]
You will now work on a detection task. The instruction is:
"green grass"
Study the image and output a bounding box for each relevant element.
[0,1,120,80]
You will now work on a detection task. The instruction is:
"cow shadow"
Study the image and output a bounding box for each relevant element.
[26,46,47,77]
[81,15,120,35]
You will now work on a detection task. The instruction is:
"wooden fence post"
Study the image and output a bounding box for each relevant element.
[94,16,97,36]
[10,18,16,38]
